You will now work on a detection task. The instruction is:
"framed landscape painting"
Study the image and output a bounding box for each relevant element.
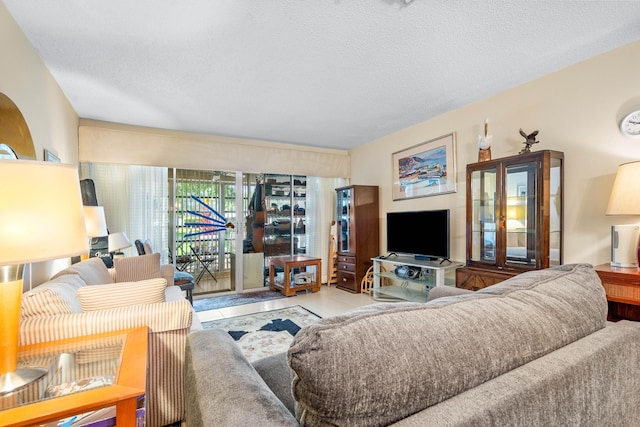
[392,132,457,200]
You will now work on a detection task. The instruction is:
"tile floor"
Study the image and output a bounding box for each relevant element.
[195,283,377,323]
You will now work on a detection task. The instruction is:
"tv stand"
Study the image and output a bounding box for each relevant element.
[371,255,463,303]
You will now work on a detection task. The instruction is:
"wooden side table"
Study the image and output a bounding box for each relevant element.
[269,256,321,296]
[0,327,148,427]
[594,263,640,321]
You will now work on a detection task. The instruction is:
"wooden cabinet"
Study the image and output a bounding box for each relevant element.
[456,150,564,290]
[594,263,640,321]
[455,266,516,291]
[335,185,379,293]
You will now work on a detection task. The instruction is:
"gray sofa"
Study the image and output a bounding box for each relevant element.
[184,264,640,426]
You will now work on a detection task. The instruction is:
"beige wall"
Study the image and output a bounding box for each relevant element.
[1,3,80,285]
[350,40,640,267]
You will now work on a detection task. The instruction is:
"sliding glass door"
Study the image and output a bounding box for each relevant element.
[169,169,239,295]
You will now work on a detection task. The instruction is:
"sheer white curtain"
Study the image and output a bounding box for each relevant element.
[80,163,169,262]
[305,176,348,283]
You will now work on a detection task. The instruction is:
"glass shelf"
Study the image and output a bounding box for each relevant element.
[375,271,435,288]
[372,285,430,303]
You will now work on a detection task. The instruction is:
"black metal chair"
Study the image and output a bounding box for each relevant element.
[190,246,217,283]
[134,239,145,256]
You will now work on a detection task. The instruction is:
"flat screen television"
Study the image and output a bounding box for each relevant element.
[386,209,450,261]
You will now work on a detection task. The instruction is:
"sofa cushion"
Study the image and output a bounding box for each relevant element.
[288,264,608,427]
[252,352,296,416]
[185,329,298,427]
[114,253,161,282]
[52,257,113,286]
[77,278,167,311]
[21,273,86,318]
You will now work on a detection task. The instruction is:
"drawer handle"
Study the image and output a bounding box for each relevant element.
[343,278,347,282]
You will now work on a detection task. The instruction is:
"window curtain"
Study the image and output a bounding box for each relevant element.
[80,163,169,263]
[305,177,348,283]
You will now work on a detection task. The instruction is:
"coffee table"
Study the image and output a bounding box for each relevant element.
[269,256,321,296]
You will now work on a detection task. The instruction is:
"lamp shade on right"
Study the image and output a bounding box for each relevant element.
[606,161,640,215]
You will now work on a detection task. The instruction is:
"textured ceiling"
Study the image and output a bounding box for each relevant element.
[4,0,640,150]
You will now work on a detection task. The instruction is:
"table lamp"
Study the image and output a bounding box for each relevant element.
[0,159,88,394]
[108,231,131,256]
[606,161,640,267]
[82,206,107,261]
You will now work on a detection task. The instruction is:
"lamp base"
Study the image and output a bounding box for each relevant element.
[611,225,640,267]
[0,367,47,395]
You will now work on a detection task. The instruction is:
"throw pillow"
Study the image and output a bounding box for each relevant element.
[51,257,113,286]
[114,253,162,283]
[77,278,167,312]
[21,273,86,318]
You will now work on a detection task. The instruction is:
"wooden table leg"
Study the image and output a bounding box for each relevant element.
[284,263,292,296]
[312,260,321,292]
[269,264,275,291]
[116,397,138,427]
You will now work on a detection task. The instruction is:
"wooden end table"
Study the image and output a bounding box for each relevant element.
[0,327,148,427]
[594,263,640,321]
[269,256,322,296]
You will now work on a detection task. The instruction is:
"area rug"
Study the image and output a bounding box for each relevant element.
[193,289,287,312]
[202,306,321,361]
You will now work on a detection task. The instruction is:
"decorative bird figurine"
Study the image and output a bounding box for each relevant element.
[518,129,539,154]
[477,117,492,161]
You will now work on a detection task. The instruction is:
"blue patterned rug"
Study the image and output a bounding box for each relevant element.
[193,289,288,312]
[202,306,321,361]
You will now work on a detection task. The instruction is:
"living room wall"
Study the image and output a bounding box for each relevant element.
[0,4,78,164]
[0,3,80,285]
[350,40,640,267]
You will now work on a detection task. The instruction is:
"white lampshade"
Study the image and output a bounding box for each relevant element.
[0,160,89,265]
[606,161,640,215]
[1,160,89,392]
[108,231,131,252]
[83,206,108,238]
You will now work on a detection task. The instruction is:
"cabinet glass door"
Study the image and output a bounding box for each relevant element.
[263,174,307,260]
[336,187,352,253]
[470,168,497,262]
[504,161,537,268]
[549,158,562,266]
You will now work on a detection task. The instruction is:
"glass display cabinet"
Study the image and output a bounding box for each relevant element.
[456,150,563,290]
[335,185,379,293]
[263,174,307,271]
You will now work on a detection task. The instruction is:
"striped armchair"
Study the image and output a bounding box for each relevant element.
[19,257,199,427]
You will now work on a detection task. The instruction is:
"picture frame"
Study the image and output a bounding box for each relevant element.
[44,148,60,162]
[392,132,457,200]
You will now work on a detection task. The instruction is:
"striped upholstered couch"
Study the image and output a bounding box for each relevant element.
[19,256,201,427]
